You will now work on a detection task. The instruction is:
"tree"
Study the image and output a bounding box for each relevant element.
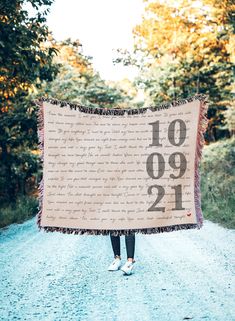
[0,0,59,204]
[115,0,234,142]
[38,39,135,108]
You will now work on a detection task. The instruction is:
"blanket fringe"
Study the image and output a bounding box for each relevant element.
[34,224,201,236]
[33,94,209,236]
[194,98,209,228]
[33,93,207,116]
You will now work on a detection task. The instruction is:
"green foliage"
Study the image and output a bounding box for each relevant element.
[0,0,59,107]
[0,0,58,204]
[139,57,233,142]
[0,99,40,204]
[38,39,135,108]
[221,101,235,136]
[0,194,38,228]
[200,137,235,228]
[116,0,235,142]
[43,65,133,108]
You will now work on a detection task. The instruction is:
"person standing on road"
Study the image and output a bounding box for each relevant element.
[107,233,136,275]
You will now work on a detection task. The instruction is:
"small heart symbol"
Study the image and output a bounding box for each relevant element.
[187,212,192,216]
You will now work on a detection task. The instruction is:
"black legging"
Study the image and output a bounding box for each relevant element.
[110,234,135,259]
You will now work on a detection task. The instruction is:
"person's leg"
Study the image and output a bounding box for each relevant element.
[110,234,121,259]
[125,234,135,262]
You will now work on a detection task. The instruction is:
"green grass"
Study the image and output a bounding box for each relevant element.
[200,136,235,229]
[0,195,38,228]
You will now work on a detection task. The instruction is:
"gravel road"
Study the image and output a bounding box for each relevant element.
[0,217,234,321]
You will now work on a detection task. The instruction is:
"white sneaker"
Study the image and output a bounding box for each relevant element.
[107,257,122,271]
[120,260,135,275]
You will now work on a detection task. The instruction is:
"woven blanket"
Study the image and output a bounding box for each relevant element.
[34,94,208,236]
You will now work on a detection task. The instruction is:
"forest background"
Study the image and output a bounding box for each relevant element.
[0,0,234,229]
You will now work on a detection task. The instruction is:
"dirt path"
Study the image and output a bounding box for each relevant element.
[0,218,234,321]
